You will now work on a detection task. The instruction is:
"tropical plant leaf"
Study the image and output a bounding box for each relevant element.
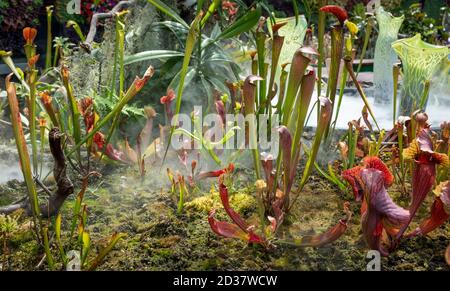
[124,50,184,65]
[148,0,189,28]
[217,5,262,40]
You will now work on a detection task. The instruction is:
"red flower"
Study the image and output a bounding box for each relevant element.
[360,168,409,256]
[197,163,234,180]
[79,97,95,132]
[23,27,37,45]
[362,156,394,187]
[222,1,239,18]
[319,5,348,25]
[160,89,176,105]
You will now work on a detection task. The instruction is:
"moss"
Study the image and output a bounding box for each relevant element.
[185,189,256,215]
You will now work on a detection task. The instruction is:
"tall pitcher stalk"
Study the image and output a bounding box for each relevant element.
[316,0,327,120]
[45,6,53,71]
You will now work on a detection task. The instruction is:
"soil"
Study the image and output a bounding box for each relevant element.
[1,155,449,271]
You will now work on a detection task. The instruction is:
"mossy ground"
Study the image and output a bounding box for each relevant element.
[0,162,449,271]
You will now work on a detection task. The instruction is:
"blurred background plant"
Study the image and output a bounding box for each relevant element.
[396,3,449,45]
[0,0,43,54]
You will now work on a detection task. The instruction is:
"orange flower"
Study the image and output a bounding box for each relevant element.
[39,118,47,127]
[28,54,40,67]
[23,27,37,45]
[39,91,52,105]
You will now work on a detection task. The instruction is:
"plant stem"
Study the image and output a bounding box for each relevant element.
[45,6,53,71]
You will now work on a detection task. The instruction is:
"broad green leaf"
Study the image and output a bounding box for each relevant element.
[148,0,189,28]
[217,6,262,40]
[124,50,184,65]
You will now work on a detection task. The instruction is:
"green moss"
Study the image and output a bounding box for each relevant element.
[185,189,256,215]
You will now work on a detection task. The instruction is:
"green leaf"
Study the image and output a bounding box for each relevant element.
[55,213,67,265]
[293,0,299,25]
[217,5,262,40]
[81,231,91,266]
[201,0,221,27]
[148,0,189,28]
[164,13,203,162]
[88,233,126,271]
[124,50,184,65]
[66,20,86,42]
